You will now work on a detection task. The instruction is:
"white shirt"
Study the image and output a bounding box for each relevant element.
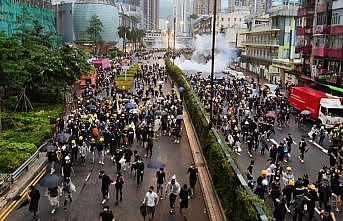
[145,191,158,207]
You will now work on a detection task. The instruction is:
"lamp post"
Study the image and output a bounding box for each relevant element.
[209,0,217,129]
[173,7,176,64]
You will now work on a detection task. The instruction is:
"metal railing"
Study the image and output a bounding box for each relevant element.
[9,142,48,183]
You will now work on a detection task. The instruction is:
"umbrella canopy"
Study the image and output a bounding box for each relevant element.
[129,109,138,114]
[265,111,276,118]
[178,87,185,93]
[40,143,56,152]
[86,104,96,110]
[301,110,311,115]
[176,115,183,120]
[39,174,61,188]
[57,132,67,144]
[147,161,166,169]
[125,102,137,109]
[155,110,168,116]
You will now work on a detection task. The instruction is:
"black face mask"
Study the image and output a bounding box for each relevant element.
[171,180,175,185]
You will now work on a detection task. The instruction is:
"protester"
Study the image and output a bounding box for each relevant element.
[166,174,181,214]
[28,185,40,219]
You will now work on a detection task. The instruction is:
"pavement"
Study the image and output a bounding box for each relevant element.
[6,56,211,221]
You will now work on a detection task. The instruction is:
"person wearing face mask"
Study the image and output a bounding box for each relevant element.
[142,186,159,221]
[166,174,181,215]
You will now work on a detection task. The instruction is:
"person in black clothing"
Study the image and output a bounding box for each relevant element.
[146,136,153,158]
[187,163,198,197]
[136,157,145,186]
[46,149,57,174]
[62,156,74,181]
[179,184,192,218]
[99,170,113,204]
[156,168,166,199]
[305,184,318,221]
[99,205,115,221]
[115,172,124,205]
[273,196,289,221]
[28,185,40,219]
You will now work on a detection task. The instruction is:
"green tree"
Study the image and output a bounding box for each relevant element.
[87,15,104,56]
[117,26,130,53]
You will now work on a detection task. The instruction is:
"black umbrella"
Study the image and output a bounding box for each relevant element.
[140,204,147,219]
[86,104,96,110]
[147,161,166,169]
[39,174,61,188]
[45,144,56,152]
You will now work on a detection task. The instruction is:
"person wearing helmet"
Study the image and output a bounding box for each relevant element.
[282,167,294,186]
[165,175,181,214]
[282,179,294,207]
[304,184,318,221]
[70,139,78,163]
[62,156,74,181]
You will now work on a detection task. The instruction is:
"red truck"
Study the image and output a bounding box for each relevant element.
[289,87,343,128]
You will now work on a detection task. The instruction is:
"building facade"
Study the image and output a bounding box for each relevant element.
[192,0,221,16]
[240,5,299,85]
[175,0,191,35]
[192,15,212,35]
[0,0,55,36]
[142,0,159,30]
[56,0,119,47]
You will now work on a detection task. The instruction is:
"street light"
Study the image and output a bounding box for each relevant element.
[209,0,217,129]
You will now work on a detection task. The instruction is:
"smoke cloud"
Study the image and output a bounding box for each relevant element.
[175,34,237,73]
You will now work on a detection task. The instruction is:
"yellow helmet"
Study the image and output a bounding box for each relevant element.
[71,140,76,144]
[261,170,267,175]
[79,136,83,140]
[289,179,295,186]
[99,137,104,142]
[308,184,316,190]
[286,166,292,171]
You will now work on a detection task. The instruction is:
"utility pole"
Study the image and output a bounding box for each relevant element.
[209,0,217,129]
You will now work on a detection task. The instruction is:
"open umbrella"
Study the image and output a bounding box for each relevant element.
[176,115,183,120]
[147,161,166,169]
[129,109,138,114]
[300,110,311,115]
[178,86,185,94]
[125,102,137,109]
[39,174,61,188]
[266,111,276,118]
[155,110,168,116]
[86,104,96,111]
[57,132,67,144]
[46,144,56,152]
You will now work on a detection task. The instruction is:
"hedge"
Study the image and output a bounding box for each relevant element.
[165,59,270,221]
[0,104,63,173]
[115,63,141,92]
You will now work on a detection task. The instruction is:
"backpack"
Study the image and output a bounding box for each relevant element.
[92,127,99,137]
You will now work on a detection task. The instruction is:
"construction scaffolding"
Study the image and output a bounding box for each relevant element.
[0,0,56,36]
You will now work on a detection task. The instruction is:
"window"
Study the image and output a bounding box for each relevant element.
[221,17,224,22]
[234,18,237,21]
[228,18,230,22]
[239,18,242,22]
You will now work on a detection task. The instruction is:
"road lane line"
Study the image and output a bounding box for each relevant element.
[0,167,46,221]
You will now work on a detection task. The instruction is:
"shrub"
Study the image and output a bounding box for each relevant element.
[165,59,270,221]
[115,63,141,92]
[0,104,63,173]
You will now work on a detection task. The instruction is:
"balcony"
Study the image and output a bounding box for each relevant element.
[316,2,331,13]
[296,46,312,54]
[298,7,314,17]
[328,48,343,58]
[312,47,330,57]
[243,40,279,47]
[331,25,343,34]
[332,0,343,10]
[315,25,331,34]
[296,27,305,35]
[242,53,277,62]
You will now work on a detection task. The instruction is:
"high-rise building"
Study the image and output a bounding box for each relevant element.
[295,0,342,87]
[193,0,221,15]
[175,0,191,34]
[142,0,160,30]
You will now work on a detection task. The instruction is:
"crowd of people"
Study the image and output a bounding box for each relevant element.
[187,73,342,221]
[26,52,201,221]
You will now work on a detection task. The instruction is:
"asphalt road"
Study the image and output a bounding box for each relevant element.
[7,56,209,221]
